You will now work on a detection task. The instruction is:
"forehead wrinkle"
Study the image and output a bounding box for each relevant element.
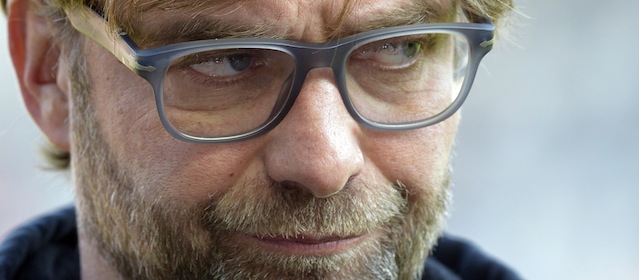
[110,0,243,16]
[104,0,248,35]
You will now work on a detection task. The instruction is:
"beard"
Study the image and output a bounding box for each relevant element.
[69,59,452,280]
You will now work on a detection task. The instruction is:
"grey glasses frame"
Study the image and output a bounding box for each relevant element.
[65,5,495,144]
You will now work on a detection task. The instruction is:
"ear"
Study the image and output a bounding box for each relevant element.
[8,0,71,152]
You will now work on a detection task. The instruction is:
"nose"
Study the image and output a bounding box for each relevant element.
[263,68,364,198]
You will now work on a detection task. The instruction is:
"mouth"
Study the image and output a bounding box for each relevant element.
[240,233,371,256]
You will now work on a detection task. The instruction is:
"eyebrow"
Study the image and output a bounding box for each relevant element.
[129,0,456,49]
[337,4,455,37]
[131,17,287,48]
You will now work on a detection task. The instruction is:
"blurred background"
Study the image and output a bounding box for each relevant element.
[1,0,638,279]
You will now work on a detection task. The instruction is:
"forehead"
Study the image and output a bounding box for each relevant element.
[112,0,454,42]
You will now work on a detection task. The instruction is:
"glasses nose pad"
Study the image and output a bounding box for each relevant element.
[267,72,295,119]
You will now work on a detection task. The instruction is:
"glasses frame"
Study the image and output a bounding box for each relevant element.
[65,5,495,144]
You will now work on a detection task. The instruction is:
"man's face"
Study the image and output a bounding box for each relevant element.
[71,0,459,279]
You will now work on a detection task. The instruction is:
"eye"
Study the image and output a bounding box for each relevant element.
[189,53,260,78]
[352,40,423,69]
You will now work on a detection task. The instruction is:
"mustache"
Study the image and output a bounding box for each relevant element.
[198,179,409,239]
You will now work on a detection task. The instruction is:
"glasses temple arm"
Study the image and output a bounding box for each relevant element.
[64,5,156,73]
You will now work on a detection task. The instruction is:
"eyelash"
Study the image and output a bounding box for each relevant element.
[170,53,265,88]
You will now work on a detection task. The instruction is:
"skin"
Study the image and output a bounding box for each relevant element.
[9,0,460,278]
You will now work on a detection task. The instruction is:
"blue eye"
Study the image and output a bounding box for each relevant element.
[227,55,253,72]
[189,53,258,77]
[352,40,423,69]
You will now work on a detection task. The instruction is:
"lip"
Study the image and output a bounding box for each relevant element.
[240,233,368,256]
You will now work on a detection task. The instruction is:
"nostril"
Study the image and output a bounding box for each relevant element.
[278,181,316,200]
[280,181,305,193]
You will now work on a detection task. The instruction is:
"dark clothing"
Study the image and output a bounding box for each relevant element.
[0,206,520,280]
[0,206,79,280]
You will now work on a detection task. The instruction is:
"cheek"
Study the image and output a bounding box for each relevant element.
[365,114,458,190]
[84,44,159,149]
[83,44,261,203]
[85,44,164,169]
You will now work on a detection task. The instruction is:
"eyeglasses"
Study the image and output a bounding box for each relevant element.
[65,5,494,143]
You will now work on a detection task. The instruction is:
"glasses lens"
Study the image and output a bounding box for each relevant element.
[161,48,295,138]
[345,31,470,124]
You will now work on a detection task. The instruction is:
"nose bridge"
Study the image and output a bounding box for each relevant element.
[285,46,348,115]
[291,43,351,86]
[296,46,340,70]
